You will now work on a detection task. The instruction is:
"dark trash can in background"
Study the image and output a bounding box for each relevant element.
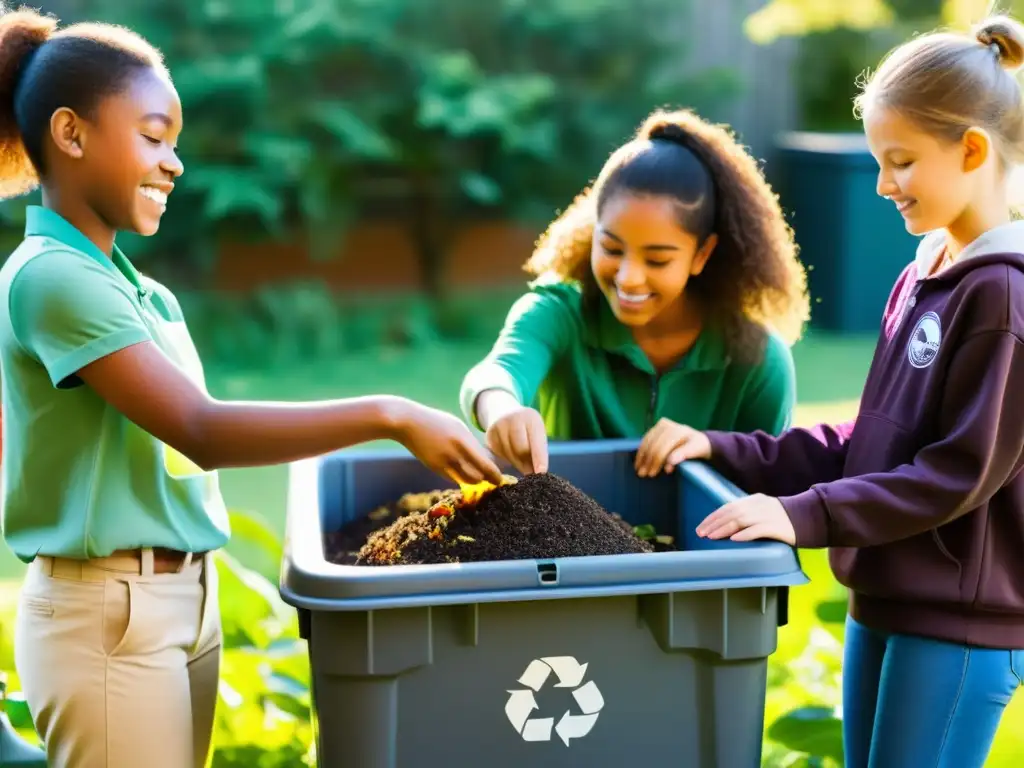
[775,131,919,333]
[280,439,808,768]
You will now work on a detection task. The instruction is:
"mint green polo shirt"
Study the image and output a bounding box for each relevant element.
[0,206,230,562]
[460,281,796,439]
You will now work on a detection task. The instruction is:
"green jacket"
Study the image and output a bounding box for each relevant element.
[460,281,795,439]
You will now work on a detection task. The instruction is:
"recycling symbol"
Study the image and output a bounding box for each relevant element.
[504,656,605,746]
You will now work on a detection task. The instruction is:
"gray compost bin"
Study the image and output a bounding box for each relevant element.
[280,438,808,767]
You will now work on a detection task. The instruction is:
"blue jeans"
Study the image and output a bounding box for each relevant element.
[843,616,1023,768]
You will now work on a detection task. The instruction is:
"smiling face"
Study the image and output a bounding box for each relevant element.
[75,66,184,236]
[863,105,986,237]
[590,193,716,328]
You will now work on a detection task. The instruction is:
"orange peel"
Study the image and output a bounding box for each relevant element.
[458,474,518,505]
[427,502,455,519]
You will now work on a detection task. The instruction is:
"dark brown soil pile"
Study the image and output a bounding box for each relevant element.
[325,473,655,566]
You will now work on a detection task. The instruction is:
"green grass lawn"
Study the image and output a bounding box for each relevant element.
[0,325,1021,764]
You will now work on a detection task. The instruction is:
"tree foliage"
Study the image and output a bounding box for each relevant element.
[10,0,740,295]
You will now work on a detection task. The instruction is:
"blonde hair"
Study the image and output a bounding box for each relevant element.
[855,14,1024,165]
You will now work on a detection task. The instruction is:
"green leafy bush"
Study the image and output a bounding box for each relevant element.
[212,547,314,767]
[780,0,951,133]
[764,626,844,767]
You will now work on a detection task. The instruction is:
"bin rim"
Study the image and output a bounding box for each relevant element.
[278,438,809,612]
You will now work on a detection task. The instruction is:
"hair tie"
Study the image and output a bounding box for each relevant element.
[12,39,49,107]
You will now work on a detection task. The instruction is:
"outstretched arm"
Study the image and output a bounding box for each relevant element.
[705,419,857,498]
[76,341,500,485]
[701,330,1024,548]
[11,251,500,486]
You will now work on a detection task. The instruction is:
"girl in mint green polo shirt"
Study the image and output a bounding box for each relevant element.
[0,10,500,768]
[461,108,810,476]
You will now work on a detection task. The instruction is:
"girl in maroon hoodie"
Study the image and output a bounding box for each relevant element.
[651,13,1024,768]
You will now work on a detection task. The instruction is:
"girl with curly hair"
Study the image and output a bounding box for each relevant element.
[460,108,810,476]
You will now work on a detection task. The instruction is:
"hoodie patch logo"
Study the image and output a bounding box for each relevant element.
[908,312,941,369]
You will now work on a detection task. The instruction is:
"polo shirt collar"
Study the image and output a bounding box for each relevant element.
[24,205,145,295]
[584,290,731,375]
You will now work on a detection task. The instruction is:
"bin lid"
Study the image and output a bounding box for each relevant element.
[776,131,878,168]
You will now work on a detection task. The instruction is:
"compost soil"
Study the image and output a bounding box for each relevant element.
[324,472,656,566]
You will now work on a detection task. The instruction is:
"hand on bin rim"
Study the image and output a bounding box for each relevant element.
[635,418,711,477]
[695,493,796,545]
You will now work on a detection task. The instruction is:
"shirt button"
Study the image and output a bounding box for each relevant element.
[908,296,916,308]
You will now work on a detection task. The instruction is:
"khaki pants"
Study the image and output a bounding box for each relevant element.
[14,550,222,768]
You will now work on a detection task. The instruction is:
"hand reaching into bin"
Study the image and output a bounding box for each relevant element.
[475,390,550,475]
[634,418,711,477]
[396,403,505,487]
[73,339,503,487]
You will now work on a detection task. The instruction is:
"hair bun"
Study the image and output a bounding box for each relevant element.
[0,7,57,59]
[0,7,58,105]
[0,7,57,200]
[645,120,691,145]
[975,15,1024,73]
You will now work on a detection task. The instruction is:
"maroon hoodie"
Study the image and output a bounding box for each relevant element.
[706,223,1024,648]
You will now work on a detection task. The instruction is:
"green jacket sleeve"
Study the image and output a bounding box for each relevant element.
[9,250,152,388]
[732,331,797,436]
[460,285,579,430]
